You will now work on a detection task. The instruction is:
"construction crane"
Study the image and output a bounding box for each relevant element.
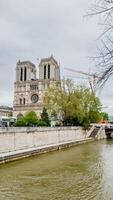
[64,67,101,94]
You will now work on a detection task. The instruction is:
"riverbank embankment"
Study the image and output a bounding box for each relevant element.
[0,126,106,164]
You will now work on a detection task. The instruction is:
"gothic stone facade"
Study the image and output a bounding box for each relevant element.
[13,56,60,117]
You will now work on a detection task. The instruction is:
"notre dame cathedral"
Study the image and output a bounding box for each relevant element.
[13,55,60,117]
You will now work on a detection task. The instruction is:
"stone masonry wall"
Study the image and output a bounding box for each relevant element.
[0,127,88,153]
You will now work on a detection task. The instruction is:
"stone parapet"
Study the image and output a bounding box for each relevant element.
[0,127,87,153]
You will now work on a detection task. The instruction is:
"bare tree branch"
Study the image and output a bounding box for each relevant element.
[88,0,113,87]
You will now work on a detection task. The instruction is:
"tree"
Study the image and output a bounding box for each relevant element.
[89,1,113,87]
[44,79,79,125]
[24,111,38,126]
[74,86,102,129]
[15,111,38,127]
[44,79,102,128]
[101,112,109,121]
[15,116,26,127]
[41,107,50,126]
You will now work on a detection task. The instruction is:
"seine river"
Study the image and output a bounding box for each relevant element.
[0,140,113,200]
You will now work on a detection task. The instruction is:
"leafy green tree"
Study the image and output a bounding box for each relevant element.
[15,116,26,127]
[44,79,77,122]
[44,79,102,129]
[37,119,49,127]
[15,111,38,127]
[41,107,50,126]
[101,112,109,121]
[24,111,38,126]
[51,110,57,119]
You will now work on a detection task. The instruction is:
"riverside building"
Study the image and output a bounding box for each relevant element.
[0,106,13,117]
[13,55,60,117]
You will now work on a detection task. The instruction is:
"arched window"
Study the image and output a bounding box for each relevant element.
[48,64,50,79]
[20,99,22,104]
[20,68,23,81]
[44,65,46,79]
[23,98,26,104]
[24,67,27,81]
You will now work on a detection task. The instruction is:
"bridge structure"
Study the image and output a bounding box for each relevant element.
[105,126,113,139]
[89,124,113,139]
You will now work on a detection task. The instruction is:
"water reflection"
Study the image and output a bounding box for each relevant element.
[0,140,113,200]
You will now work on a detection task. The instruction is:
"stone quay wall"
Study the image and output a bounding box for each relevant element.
[0,127,92,154]
[0,126,106,164]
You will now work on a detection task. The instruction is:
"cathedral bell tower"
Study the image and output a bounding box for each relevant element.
[38,55,60,90]
[13,60,41,118]
[16,60,36,82]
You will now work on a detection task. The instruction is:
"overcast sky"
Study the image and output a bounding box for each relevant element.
[0,0,113,115]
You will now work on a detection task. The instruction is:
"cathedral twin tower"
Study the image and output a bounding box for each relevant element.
[13,56,60,117]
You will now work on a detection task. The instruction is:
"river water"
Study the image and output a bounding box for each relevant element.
[0,140,113,200]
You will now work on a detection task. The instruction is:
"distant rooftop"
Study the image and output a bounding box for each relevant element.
[0,106,13,111]
[17,60,35,68]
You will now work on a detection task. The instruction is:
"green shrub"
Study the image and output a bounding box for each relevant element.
[37,119,48,127]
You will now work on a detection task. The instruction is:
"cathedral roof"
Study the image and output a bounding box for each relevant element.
[40,55,58,66]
